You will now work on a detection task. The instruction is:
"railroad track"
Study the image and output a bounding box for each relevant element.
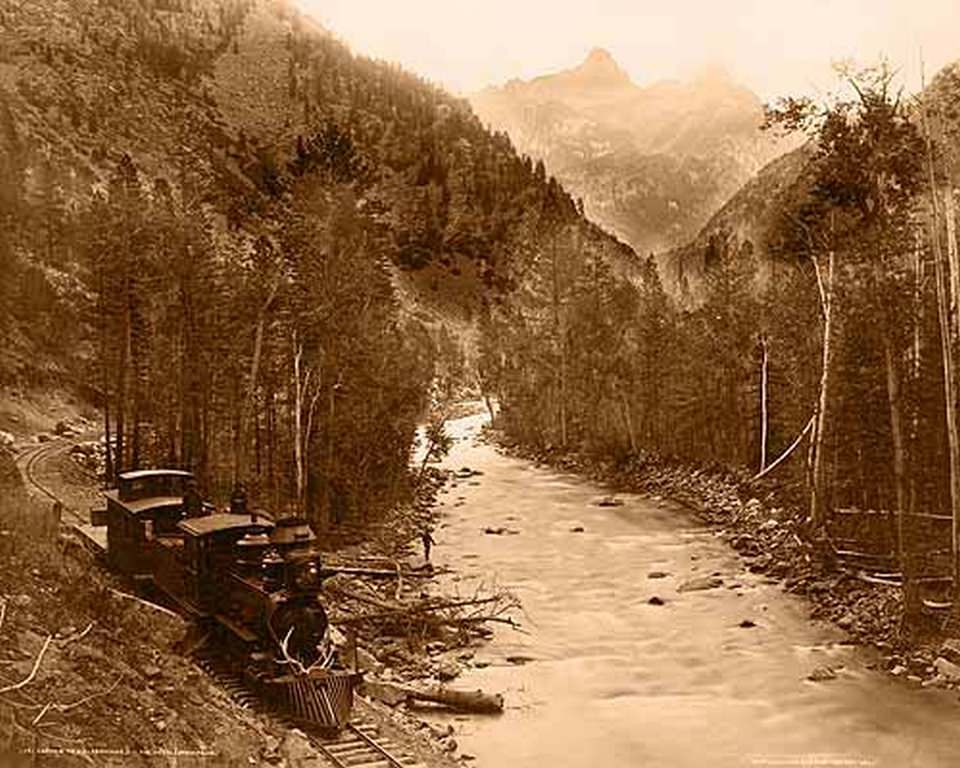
[317,722,423,768]
[15,439,89,526]
[193,647,422,767]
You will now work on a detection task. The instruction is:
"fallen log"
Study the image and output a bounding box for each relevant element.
[410,685,504,714]
[363,679,503,714]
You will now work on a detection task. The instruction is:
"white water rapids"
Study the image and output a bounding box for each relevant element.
[418,413,960,768]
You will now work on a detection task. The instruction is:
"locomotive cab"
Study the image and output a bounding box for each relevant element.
[104,469,196,576]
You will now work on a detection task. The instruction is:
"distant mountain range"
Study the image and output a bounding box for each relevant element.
[470,48,799,267]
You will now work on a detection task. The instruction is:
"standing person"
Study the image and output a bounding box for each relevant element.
[183,477,203,518]
[420,527,435,563]
[230,481,247,516]
[330,480,347,525]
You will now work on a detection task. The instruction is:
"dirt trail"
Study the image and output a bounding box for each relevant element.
[423,414,960,768]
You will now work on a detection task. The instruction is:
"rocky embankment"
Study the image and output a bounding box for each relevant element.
[487,428,960,694]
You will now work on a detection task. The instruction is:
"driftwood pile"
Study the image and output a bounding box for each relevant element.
[322,558,519,714]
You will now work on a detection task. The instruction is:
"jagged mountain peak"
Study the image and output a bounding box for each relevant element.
[570,46,632,86]
[560,48,633,88]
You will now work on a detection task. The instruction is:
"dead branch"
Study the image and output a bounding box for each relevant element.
[0,635,53,695]
[749,414,814,483]
[58,622,93,646]
[0,598,6,634]
[31,677,123,727]
[107,588,180,619]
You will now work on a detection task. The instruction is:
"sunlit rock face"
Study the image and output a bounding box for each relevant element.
[471,49,797,282]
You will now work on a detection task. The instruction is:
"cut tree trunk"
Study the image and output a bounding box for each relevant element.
[363,680,504,714]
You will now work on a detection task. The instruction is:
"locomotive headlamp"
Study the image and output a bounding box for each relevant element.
[293,559,320,591]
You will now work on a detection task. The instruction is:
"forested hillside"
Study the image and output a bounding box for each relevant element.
[483,60,960,622]
[0,0,633,522]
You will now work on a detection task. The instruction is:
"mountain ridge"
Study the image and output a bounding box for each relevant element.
[470,48,798,266]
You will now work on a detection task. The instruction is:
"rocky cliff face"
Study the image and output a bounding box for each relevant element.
[470,49,797,266]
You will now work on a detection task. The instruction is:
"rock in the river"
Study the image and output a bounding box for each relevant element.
[807,666,837,682]
[570,525,585,533]
[437,660,461,681]
[731,534,761,556]
[738,619,756,628]
[934,657,960,683]
[647,571,670,579]
[595,496,623,507]
[939,639,960,666]
[362,679,409,707]
[648,596,665,606]
[678,575,724,592]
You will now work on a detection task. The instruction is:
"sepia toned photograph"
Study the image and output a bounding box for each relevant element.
[1,0,960,765]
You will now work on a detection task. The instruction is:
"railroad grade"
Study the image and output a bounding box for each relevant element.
[15,438,90,526]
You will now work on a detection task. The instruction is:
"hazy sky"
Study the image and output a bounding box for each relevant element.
[297,0,957,100]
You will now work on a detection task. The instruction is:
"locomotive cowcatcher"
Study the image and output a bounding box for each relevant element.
[102,469,361,729]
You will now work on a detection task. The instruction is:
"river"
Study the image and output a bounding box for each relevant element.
[423,414,960,768]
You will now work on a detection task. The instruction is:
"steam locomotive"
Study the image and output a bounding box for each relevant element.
[101,469,360,728]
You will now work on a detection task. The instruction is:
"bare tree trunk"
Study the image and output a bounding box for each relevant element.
[550,231,568,448]
[115,295,130,481]
[293,332,306,513]
[236,279,279,485]
[945,187,959,338]
[884,338,906,549]
[809,247,836,535]
[99,268,114,483]
[130,292,145,471]
[103,396,114,484]
[266,389,276,511]
[616,383,637,454]
[909,234,923,518]
[759,334,769,472]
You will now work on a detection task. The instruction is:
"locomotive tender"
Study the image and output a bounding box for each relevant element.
[102,468,360,728]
